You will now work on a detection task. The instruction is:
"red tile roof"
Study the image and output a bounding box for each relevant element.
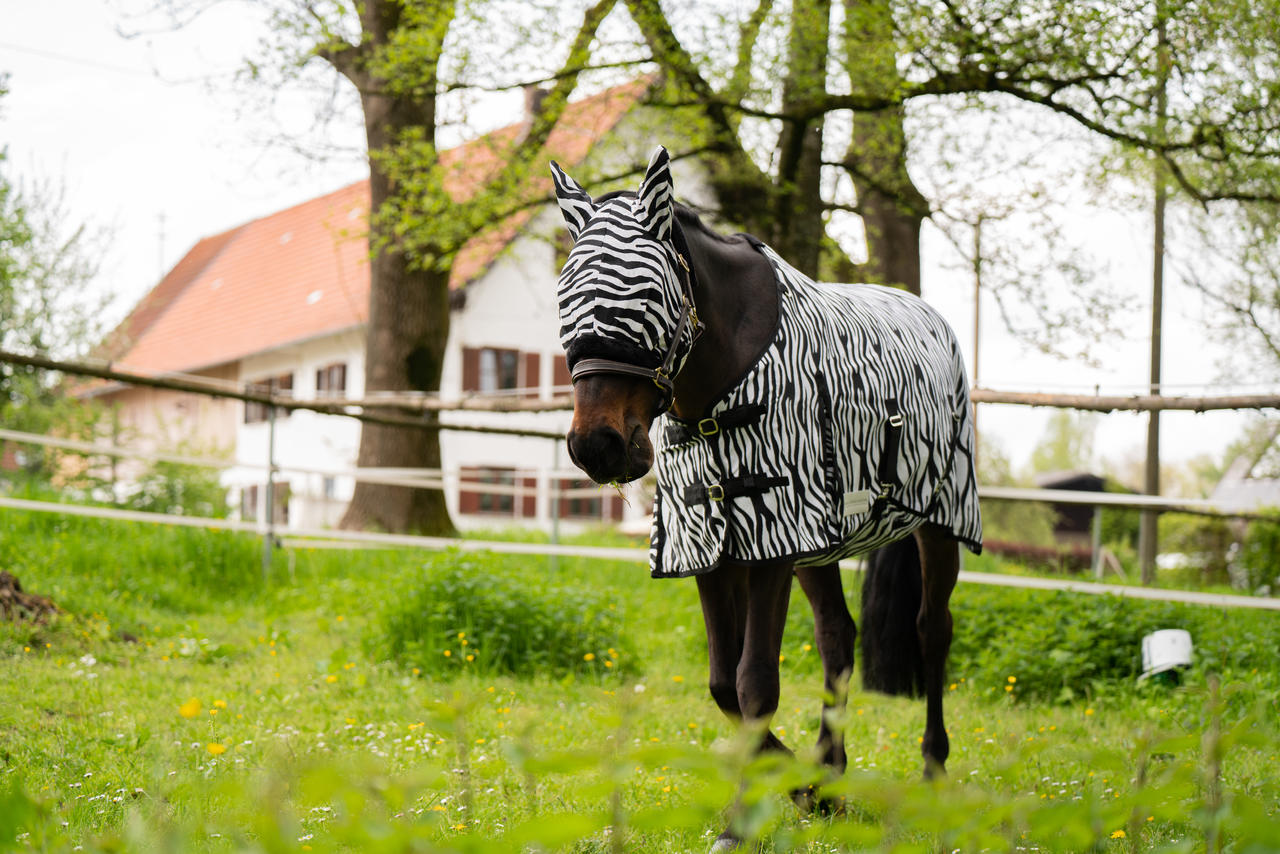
[104,78,649,376]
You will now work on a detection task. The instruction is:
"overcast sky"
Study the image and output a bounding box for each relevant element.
[1,1,1262,484]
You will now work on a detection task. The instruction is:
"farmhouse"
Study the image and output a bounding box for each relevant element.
[85,78,709,533]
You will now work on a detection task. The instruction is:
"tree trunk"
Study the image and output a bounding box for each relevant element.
[841,0,929,295]
[772,0,831,279]
[339,0,457,535]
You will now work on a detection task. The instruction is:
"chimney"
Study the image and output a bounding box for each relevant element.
[520,85,551,141]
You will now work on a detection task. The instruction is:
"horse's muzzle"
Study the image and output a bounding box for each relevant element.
[566,423,653,484]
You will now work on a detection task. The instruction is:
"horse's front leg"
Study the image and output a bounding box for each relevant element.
[698,560,795,852]
[913,524,960,778]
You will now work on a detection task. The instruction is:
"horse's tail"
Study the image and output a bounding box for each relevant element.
[859,536,925,697]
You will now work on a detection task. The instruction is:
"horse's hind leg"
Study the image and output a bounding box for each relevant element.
[913,524,960,778]
[795,563,856,775]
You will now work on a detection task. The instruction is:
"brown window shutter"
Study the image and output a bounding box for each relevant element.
[462,347,480,392]
[523,352,541,399]
[553,354,570,391]
[520,475,537,518]
[607,493,624,522]
[459,466,479,514]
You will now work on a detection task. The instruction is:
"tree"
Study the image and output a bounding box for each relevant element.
[1028,411,1097,475]
[1,82,111,483]
[618,0,1280,301]
[131,0,625,534]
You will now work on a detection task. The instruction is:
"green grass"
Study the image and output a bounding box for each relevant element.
[1,510,1278,852]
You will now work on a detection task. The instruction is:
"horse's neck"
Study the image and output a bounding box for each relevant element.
[671,229,778,419]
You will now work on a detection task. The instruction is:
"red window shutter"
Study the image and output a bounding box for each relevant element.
[522,352,541,399]
[607,493,624,522]
[520,475,537,518]
[459,466,479,514]
[553,355,570,391]
[462,347,480,392]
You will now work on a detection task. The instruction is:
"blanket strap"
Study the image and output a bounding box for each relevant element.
[664,404,767,445]
[877,398,904,495]
[683,474,789,506]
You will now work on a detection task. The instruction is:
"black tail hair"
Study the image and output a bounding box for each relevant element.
[860,536,925,697]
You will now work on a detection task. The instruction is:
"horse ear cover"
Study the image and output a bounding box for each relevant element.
[634,145,674,240]
[549,160,595,241]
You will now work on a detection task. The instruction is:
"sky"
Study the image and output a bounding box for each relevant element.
[1,1,1265,489]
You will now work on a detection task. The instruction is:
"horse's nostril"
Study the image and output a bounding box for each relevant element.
[568,426,627,482]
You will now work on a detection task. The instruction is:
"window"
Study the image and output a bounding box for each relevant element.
[554,479,624,522]
[322,476,337,500]
[315,363,347,398]
[244,373,294,423]
[459,466,516,515]
[242,485,259,520]
[462,348,541,398]
[480,348,519,393]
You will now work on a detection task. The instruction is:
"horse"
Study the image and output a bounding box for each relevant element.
[550,146,982,849]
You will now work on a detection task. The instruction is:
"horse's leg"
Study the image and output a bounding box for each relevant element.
[795,563,856,776]
[696,562,792,753]
[702,561,794,852]
[735,561,795,752]
[913,524,960,778]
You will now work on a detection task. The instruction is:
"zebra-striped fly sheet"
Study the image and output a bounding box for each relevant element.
[552,147,982,578]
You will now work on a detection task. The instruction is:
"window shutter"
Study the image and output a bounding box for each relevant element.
[553,355,570,392]
[522,352,541,399]
[459,466,479,513]
[607,493,624,522]
[520,475,537,518]
[462,347,480,392]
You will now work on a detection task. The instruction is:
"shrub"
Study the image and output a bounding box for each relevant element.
[948,585,1280,703]
[373,551,639,679]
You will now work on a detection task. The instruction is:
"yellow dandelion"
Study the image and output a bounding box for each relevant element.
[325,675,338,683]
[413,668,421,676]
[604,660,613,668]
[1007,676,1017,684]
[778,654,786,662]
[466,654,474,662]
[431,805,446,812]
[206,743,227,756]
[486,686,495,693]
[179,698,202,719]
[1110,830,1126,839]
[343,662,354,670]
[803,644,812,652]
[209,708,218,716]
[443,650,452,657]
[949,683,957,690]
[584,652,596,661]
[1146,816,1154,822]
[672,675,684,683]
[213,699,228,709]
[1085,708,1095,716]
[1005,685,1013,692]
[457,631,466,639]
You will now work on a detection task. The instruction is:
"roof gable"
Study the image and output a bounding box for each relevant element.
[105,78,649,376]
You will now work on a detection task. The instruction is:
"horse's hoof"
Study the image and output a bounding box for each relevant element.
[709,831,741,852]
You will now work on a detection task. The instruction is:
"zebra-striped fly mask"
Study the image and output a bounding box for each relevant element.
[550,147,701,412]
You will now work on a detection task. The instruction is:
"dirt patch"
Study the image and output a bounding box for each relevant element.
[0,571,61,624]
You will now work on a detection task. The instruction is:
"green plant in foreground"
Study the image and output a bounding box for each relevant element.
[373,551,640,680]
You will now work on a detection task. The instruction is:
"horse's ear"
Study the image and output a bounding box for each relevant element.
[549,160,595,241]
[634,146,674,239]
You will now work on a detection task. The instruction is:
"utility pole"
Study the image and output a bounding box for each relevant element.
[971,216,984,471]
[1138,9,1169,585]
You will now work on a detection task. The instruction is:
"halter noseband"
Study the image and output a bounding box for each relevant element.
[568,222,703,415]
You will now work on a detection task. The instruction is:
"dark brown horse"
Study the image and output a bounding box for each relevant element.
[552,148,973,849]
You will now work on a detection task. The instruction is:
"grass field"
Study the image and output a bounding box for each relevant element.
[1,509,1278,852]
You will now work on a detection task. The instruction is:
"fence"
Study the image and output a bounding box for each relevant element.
[2,348,1278,602]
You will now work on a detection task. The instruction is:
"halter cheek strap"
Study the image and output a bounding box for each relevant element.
[568,227,703,415]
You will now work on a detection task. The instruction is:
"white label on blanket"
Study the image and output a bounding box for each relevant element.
[842,489,873,517]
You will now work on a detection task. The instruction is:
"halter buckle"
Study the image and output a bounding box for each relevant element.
[652,366,671,390]
[697,417,719,436]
